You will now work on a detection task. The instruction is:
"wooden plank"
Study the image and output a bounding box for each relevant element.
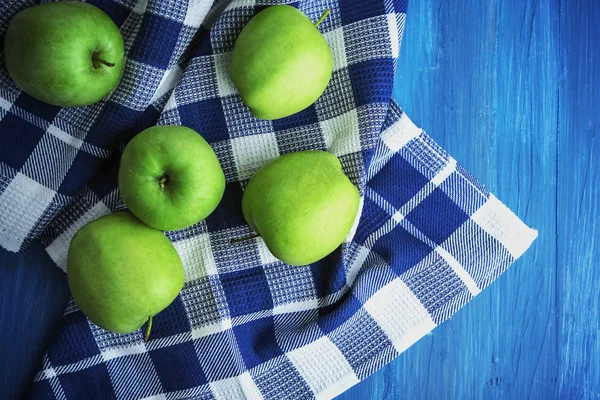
[556,1,600,398]
[0,243,69,399]
[340,0,560,397]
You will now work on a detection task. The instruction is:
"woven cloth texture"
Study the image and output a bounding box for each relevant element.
[0,0,536,398]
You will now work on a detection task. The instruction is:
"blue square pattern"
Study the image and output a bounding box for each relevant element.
[106,353,163,399]
[318,291,363,335]
[47,311,99,367]
[273,309,323,353]
[371,222,433,277]
[251,356,313,400]
[84,100,148,149]
[196,330,245,381]
[28,380,58,400]
[87,152,121,200]
[204,182,246,232]
[177,98,229,143]
[58,363,116,399]
[149,341,207,392]
[395,0,409,13]
[439,170,488,216]
[346,251,398,304]
[272,106,319,132]
[339,0,387,25]
[128,13,182,69]
[0,114,45,170]
[0,1,540,398]
[311,248,347,298]
[405,187,471,245]
[328,308,396,380]
[352,195,390,245]
[233,316,283,370]
[187,26,213,59]
[221,266,274,317]
[348,58,396,107]
[57,151,107,197]
[13,94,61,122]
[87,0,133,27]
[147,296,191,340]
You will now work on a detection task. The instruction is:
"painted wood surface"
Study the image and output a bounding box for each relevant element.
[0,0,598,398]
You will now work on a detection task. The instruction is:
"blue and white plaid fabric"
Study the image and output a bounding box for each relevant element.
[0,0,537,398]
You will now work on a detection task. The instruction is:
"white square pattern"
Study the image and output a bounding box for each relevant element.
[231,133,280,181]
[323,27,347,71]
[183,0,213,28]
[214,52,238,97]
[320,108,361,157]
[210,373,263,400]
[471,194,538,259]
[173,232,218,281]
[0,173,56,252]
[256,237,280,266]
[287,336,359,399]
[363,278,436,353]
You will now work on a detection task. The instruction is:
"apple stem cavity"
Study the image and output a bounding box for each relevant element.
[157,174,169,189]
[144,316,153,342]
[230,233,260,244]
[92,54,115,68]
[314,8,331,28]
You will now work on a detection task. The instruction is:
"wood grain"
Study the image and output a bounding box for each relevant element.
[340,0,599,398]
[0,0,598,399]
[0,243,69,398]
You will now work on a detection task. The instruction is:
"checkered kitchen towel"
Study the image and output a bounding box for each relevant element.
[0,0,537,398]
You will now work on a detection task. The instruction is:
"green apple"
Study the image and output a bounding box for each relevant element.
[4,1,124,107]
[241,150,360,265]
[67,212,184,339]
[230,5,333,120]
[119,125,226,231]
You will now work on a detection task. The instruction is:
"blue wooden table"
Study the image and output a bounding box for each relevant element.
[1,0,599,398]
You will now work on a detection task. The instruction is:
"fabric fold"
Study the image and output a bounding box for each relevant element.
[0,0,537,398]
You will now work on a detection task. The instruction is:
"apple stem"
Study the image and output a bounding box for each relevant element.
[158,175,169,189]
[92,57,115,68]
[144,316,152,342]
[230,233,260,244]
[314,8,331,28]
